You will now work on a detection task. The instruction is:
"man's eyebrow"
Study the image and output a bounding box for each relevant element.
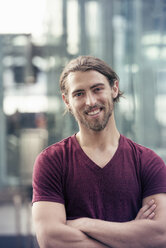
[72,89,85,95]
[90,83,105,89]
[72,83,105,95]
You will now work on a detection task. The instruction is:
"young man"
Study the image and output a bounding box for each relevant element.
[32,56,166,248]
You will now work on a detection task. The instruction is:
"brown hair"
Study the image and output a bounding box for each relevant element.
[59,55,123,102]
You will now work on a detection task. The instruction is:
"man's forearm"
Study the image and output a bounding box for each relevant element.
[68,218,165,248]
[67,196,166,248]
[37,222,110,248]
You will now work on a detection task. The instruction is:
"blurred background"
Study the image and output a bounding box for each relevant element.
[0,0,166,247]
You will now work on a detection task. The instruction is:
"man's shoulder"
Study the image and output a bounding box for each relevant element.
[38,134,76,160]
[122,134,155,154]
[122,134,165,166]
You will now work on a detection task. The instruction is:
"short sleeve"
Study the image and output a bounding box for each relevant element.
[141,149,166,198]
[32,148,65,204]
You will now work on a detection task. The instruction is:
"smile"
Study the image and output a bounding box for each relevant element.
[86,108,102,116]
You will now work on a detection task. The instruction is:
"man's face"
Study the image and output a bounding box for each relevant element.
[63,70,118,132]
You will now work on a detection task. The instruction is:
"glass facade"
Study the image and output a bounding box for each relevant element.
[0,0,166,245]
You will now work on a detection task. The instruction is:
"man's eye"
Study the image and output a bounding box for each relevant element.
[94,87,102,92]
[75,92,83,97]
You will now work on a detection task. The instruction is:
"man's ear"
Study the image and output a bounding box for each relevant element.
[62,94,70,110]
[112,80,119,99]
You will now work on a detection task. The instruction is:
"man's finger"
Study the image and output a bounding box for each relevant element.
[136,199,156,220]
[148,212,155,219]
[141,204,156,218]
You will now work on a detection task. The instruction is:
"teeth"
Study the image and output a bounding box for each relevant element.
[87,109,100,116]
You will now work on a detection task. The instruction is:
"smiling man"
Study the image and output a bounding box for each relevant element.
[32,56,166,248]
[66,70,115,132]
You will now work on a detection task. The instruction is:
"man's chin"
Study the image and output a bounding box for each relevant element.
[84,121,107,132]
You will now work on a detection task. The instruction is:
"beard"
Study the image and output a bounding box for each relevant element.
[72,102,114,132]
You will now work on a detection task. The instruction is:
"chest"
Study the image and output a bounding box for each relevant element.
[63,156,142,221]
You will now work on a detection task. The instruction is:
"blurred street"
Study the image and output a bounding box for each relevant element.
[0,188,38,247]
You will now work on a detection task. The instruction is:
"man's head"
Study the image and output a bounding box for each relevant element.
[59,56,123,132]
[59,55,123,102]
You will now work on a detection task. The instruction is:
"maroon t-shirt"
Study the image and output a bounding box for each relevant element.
[32,134,166,222]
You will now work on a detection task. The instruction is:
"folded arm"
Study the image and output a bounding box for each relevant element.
[32,201,109,248]
[67,193,166,248]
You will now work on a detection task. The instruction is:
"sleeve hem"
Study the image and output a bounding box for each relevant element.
[143,188,166,198]
[32,196,65,205]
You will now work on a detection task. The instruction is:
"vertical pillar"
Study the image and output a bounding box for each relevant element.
[100,0,114,64]
[133,0,157,146]
[62,0,67,48]
[0,36,7,186]
[132,0,143,144]
[78,0,88,54]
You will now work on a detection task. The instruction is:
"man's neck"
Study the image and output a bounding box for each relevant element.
[76,116,120,150]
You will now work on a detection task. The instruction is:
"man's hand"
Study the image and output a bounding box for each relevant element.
[135,199,156,220]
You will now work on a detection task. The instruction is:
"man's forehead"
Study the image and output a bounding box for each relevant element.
[67,70,107,82]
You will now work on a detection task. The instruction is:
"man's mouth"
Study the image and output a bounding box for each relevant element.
[85,107,103,116]
[87,109,101,116]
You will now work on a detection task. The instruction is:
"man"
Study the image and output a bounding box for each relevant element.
[32,56,166,248]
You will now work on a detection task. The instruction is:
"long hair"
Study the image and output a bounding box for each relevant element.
[59,55,123,102]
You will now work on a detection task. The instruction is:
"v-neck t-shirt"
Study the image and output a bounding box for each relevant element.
[32,134,166,222]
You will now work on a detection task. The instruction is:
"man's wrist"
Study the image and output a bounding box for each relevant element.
[79,217,90,231]
[79,217,96,233]
[67,217,92,232]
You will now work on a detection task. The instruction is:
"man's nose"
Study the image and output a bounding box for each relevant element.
[85,92,96,106]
